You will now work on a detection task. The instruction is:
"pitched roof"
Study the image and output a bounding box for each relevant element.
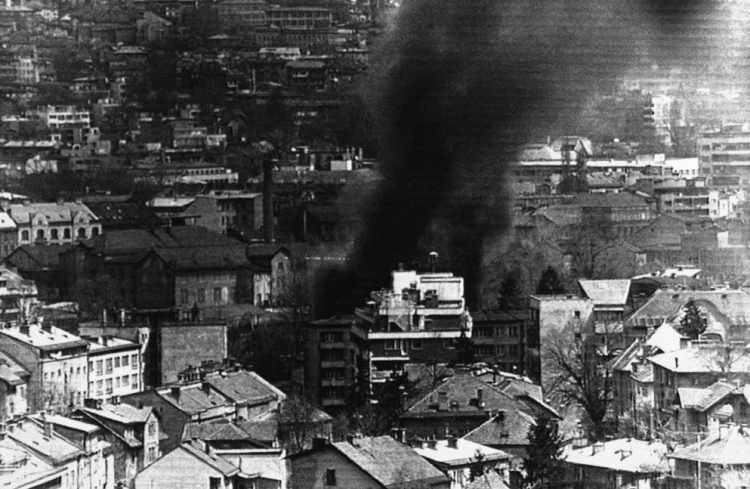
[564,438,669,473]
[85,201,161,229]
[157,383,234,414]
[677,381,742,412]
[82,402,153,424]
[649,345,750,374]
[182,420,267,446]
[153,246,252,272]
[403,373,528,419]
[85,226,242,256]
[645,324,684,353]
[670,425,750,464]
[462,410,537,448]
[180,442,239,476]
[5,202,98,224]
[8,417,83,465]
[5,244,74,270]
[331,436,448,488]
[0,350,28,385]
[412,438,511,467]
[627,290,750,329]
[578,279,630,306]
[204,370,286,406]
[465,470,510,489]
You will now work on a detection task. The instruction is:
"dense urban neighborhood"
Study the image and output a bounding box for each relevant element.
[0,0,749,488]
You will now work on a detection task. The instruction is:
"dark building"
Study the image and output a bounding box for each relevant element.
[472,310,539,383]
[303,315,369,414]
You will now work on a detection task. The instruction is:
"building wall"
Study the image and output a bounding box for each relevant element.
[123,390,190,453]
[400,414,487,440]
[135,446,234,489]
[289,447,381,489]
[87,347,142,401]
[0,380,26,419]
[158,324,227,385]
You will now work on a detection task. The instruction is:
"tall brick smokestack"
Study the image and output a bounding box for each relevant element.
[259,141,275,243]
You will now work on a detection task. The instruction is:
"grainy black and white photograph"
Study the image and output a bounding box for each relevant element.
[0,0,748,488]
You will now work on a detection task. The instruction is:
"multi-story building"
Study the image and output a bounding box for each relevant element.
[0,350,28,419]
[355,268,472,384]
[216,0,266,26]
[85,336,142,402]
[471,310,538,381]
[0,210,17,259]
[698,123,750,185]
[5,201,101,245]
[303,315,369,412]
[75,400,162,487]
[0,323,89,412]
[265,6,332,29]
[39,105,91,130]
[4,414,114,489]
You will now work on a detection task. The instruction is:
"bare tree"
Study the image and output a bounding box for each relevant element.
[279,395,329,454]
[542,319,613,440]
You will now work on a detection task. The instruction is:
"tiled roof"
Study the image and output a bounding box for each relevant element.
[8,418,83,465]
[627,290,750,328]
[670,425,750,464]
[645,324,684,354]
[649,345,750,374]
[86,226,242,256]
[5,202,98,225]
[180,442,239,476]
[578,279,630,306]
[85,402,153,424]
[564,438,669,473]
[412,438,511,467]
[0,437,65,489]
[182,420,267,446]
[0,324,87,350]
[677,381,740,412]
[403,374,525,418]
[154,246,252,272]
[5,244,74,269]
[205,370,286,406]
[85,201,161,229]
[332,436,448,488]
[465,470,510,489]
[158,383,234,414]
[463,410,537,448]
[0,350,28,386]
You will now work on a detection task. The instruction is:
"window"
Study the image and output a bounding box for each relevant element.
[180,289,189,304]
[131,374,138,388]
[77,228,86,239]
[35,229,44,241]
[51,228,58,240]
[114,377,120,388]
[411,339,423,350]
[122,355,129,367]
[384,339,403,351]
[92,227,99,236]
[148,422,156,436]
[147,446,156,463]
[96,380,103,396]
[209,477,221,489]
[325,469,336,486]
[105,358,112,374]
[121,375,128,387]
[197,288,205,303]
[213,287,222,303]
[131,355,137,368]
[105,379,113,394]
[63,228,71,239]
[114,357,120,368]
[20,230,28,241]
[95,360,103,376]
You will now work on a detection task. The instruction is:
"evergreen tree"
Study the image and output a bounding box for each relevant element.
[678,300,707,340]
[536,266,566,295]
[453,331,476,365]
[498,269,525,310]
[523,416,564,489]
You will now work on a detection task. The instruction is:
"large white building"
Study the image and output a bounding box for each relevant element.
[85,336,143,402]
[5,201,101,245]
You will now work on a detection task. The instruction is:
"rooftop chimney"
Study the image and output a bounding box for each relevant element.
[447,437,458,449]
[591,442,604,455]
[261,143,274,243]
[170,386,181,401]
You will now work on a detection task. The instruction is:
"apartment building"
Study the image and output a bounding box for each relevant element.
[355,268,472,384]
[0,323,89,411]
[85,336,142,402]
[5,200,101,245]
[698,123,750,185]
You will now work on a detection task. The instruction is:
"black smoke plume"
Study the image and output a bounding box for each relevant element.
[337,0,720,311]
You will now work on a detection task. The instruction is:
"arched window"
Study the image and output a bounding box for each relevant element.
[77,228,86,239]
[20,230,29,241]
[91,227,100,236]
[50,228,59,240]
[35,229,44,241]
[63,228,71,239]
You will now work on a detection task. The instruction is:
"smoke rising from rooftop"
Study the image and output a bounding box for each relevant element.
[346,0,729,307]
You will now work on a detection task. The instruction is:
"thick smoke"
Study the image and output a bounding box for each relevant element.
[342,0,723,309]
